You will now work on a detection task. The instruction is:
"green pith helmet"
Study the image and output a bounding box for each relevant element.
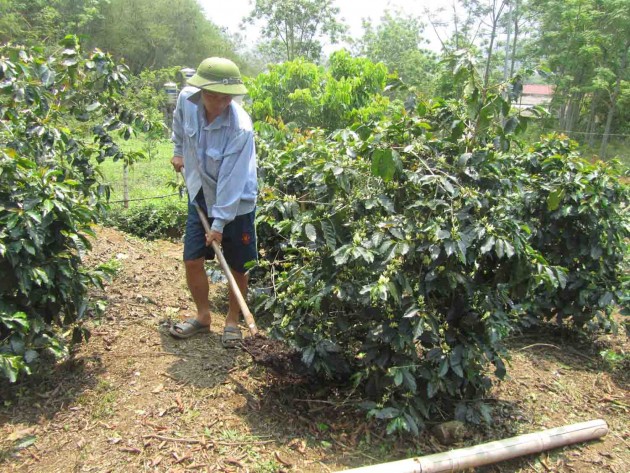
[187,57,247,96]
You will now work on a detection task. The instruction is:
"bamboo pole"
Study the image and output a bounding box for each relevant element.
[337,419,608,473]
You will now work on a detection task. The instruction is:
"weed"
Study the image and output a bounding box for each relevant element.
[219,429,249,442]
[316,422,330,432]
[76,380,118,419]
[599,349,628,371]
[98,257,124,276]
[252,459,281,472]
[182,409,201,423]
[103,201,186,240]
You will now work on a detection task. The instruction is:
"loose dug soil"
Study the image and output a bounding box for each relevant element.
[0,226,628,473]
[240,336,311,382]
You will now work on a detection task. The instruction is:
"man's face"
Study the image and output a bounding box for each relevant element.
[201,89,232,118]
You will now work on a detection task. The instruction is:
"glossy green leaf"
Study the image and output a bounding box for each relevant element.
[547,189,565,211]
[305,223,317,242]
[371,148,396,182]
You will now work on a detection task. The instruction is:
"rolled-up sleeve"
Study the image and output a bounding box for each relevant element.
[210,130,255,232]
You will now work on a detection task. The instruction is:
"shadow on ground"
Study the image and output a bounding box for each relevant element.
[158,327,240,389]
[505,326,630,391]
[0,354,105,464]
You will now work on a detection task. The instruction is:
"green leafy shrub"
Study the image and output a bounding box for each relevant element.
[246,50,392,131]
[103,201,187,240]
[0,37,157,382]
[252,53,628,434]
[0,155,108,381]
[514,136,629,330]
[127,66,180,112]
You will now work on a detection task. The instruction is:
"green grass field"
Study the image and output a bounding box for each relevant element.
[97,137,184,208]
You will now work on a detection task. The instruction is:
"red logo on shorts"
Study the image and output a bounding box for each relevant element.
[241,233,252,245]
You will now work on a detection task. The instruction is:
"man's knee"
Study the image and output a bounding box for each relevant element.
[185,257,205,273]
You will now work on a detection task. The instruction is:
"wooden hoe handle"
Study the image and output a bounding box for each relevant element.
[193,203,259,336]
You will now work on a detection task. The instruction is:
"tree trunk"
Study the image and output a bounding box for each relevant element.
[503,3,512,81]
[561,92,582,133]
[600,99,615,158]
[509,1,520,77]
[570,92,583,133]
[600,43,629,158]
[452,2,459,50]
[483,24,498,87]
[559,92,571,130]
[586,93,597,147]
[483,1,507,87]
[123,163,129,209]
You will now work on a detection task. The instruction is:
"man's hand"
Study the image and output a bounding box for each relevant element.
[171,155,184,172]
[205,230,223,247]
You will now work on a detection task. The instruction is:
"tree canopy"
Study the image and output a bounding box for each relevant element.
[244,0,348,62]
[529,0,630,156]
[90,0,241,74]
[357,11,438,97]
[246,50,390,130]
[0,0,243,74]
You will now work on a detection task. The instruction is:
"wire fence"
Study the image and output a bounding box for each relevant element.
[108,192,180,205]
[546,129,630,138]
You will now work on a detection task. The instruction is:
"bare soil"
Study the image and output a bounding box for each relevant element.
[240,336,311,382]
[0,226,628,473]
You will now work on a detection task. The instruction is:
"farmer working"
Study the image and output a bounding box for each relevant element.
[169,57,257,348]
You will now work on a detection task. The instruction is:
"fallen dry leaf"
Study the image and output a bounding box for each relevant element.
[288,438,307,454]
[225,457,244,468]
[119,446,141,454]
[274,451,293,466]
[175,394,185,413]
[7,427,37,441]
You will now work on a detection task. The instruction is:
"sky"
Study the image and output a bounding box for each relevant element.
[199,0,452,54]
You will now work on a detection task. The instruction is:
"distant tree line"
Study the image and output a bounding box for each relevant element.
[0,0,241,74]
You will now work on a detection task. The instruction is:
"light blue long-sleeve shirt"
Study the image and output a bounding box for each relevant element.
[172,86,257,232]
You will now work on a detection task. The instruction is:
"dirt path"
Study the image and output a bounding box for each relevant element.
[0,226,628,472]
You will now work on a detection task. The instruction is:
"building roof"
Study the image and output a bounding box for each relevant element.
[523,84,554,96]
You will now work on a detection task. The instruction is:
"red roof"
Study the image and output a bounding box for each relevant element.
[523,84,554,96]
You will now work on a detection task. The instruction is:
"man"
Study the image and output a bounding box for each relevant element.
[169,57,257,348]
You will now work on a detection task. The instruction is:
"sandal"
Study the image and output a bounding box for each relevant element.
[169,318,210,339]
[221,326,243,348]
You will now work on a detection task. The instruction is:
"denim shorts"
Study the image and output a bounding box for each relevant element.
[183,192,257,274]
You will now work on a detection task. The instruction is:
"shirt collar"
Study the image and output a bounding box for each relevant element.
[188,90,232,130]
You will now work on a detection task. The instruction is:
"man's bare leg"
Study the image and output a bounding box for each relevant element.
[225,270,248,328]
[185,257,211,325]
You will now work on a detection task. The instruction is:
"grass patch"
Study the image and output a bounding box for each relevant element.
[97,136,188,239]
[76,380,118,420]
[251,460,282,473]
[599,348,629,372]
[97,257,124,277]
[98,137,181,206]
[578,139,630,169]
[218,429,252,442]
